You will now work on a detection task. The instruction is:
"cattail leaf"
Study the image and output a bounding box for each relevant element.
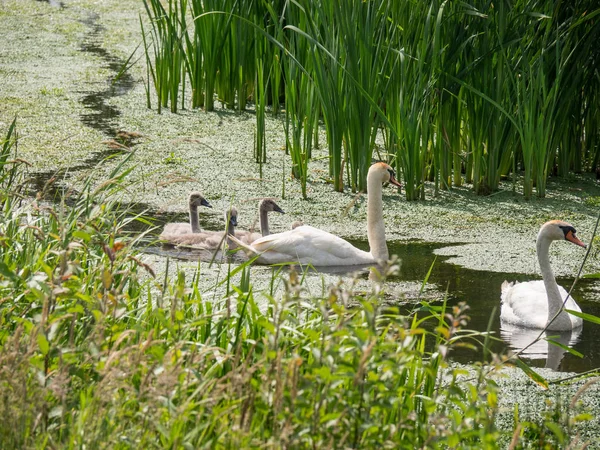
[565,309,600,325]
[515,358,548,389]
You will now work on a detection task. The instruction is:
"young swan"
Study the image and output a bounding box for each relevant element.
[501,220,586,331]
[229,162,401,266]
[159,192,212,240]
[170,208,238,250]
[235,198,285,244]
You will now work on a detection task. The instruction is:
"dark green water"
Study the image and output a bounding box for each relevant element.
[148,233,599,373]
[381,240,600,374]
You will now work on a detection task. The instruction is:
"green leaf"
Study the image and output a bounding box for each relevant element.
[515,358,548,389]
[0,261,19,282]
[544,421,565,442]
[420,257,436,295]
[546,338,583,358]
[37,334,50,355]
[582,273,600,279]
[565,309,600,325]
[67,304,85,314]
[72,230,91,242]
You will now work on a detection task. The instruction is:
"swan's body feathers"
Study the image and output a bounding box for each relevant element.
[501,279,583,330]
[161,223,193,237]
[159,192,211,241]
[161,207,237,251]
[235,230,262,245]
[499,220,586,332]
[231,163,401,267]
[233,225,374,265]
[165,231,226,249]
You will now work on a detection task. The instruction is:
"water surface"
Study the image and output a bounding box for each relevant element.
[382,240,600,373]
[145,224,599,373]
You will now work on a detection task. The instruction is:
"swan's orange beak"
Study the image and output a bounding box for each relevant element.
[566,230,587,248]
[388,174,402,189]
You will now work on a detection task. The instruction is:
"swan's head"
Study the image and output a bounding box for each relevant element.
[370,162,402,188]
[225,207,238,228]
[260,198,285,214]
[540,220,586,248]
[189,192,212,209]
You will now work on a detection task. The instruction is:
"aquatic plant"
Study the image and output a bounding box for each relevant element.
[141,0,185,113]
[0,120,598,448]
[139,0,600,200]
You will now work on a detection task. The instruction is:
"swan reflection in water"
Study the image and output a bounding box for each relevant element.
[500,321,582,371]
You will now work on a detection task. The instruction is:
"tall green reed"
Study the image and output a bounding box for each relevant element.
[384,1,444,200]
[139,0,600,200]
[284,0,346,192]
[188,0,233,111]
[461,1,514,195]
[142,0,185,113]
[338,0,396,192]
[0,117,21,193]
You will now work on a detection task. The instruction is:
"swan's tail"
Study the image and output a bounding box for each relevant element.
[500,281,514,303]
[228,234,261,259]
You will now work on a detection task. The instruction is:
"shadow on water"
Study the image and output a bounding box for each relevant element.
[36,0,64,8]
[78,13,135,137]
[26,11,136,198]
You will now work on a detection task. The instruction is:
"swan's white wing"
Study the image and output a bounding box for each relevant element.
[556,285,583,315]
[501,280,583,329]
[249,225,373,265]
[501,281,551,329]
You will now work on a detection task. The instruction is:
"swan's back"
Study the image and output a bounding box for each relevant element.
[161,223,193,237]
[249,225,374,265]
[235,230,262,245]
[500,280,582,330]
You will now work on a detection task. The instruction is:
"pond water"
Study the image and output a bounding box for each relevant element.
[146,234,599,373]
[383,240,600,374]
[65,17,599,374]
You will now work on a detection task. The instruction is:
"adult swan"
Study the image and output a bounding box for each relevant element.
[500,220,586,331]
[231,162,402,266]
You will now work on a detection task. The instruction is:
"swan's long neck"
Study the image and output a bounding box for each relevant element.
[367,174,388,261]
[225,216,236,249]
[259,206,269,236]
[189,205,200,233]
[227,220,236,236]
[537,235,564,322]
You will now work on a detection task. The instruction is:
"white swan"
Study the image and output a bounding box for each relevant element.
[500,220,586,331]
[230,162,402,266]
[235,199,285,244]
[159,192,212,239]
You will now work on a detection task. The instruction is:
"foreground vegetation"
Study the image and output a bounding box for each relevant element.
[142,0,600,200]
[1,116,599,448]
